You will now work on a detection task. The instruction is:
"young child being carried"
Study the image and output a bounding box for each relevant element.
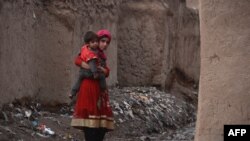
[69,31,108,99]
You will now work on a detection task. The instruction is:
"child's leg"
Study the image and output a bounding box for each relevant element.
[71,75,84,97]
[71,78,82,96]
[70,68,93,97]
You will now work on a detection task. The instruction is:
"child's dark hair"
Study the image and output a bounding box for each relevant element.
[84,31,98,43]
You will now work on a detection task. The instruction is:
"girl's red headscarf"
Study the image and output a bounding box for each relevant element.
[97,29,111,43]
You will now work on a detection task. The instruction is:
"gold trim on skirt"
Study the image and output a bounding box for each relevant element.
[71,118,114,130]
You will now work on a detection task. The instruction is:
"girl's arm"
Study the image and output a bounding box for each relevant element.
[74,54,90,69]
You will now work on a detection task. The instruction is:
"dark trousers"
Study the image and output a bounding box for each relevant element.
[83,128,106,141]
[71,68,107,96]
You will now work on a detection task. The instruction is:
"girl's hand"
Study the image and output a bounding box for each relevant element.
[98,66,108,75]
[98,66,105,72]
[81,61,90,69]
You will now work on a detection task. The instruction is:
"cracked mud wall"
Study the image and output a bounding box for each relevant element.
[195,0,250,141]
[0,0,124,105]
[117,0,200,95]
[117,0,171,86]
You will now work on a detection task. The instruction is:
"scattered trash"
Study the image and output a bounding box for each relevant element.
[25,110,32,118]
[32,11,36,19]
[0,125,16,135]
[63,133,73,140]
[0,99,59,140]
[140,135,150,141]
[1,111,9,121]
[14,113,24,119]
[32,120,39,127]
[37,124,55,136]
[36,132,50,138]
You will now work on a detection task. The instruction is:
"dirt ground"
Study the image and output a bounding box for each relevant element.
[0,87,196,141]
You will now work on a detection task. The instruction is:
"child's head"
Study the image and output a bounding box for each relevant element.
[97,29,112,51]
[84,31,98,49]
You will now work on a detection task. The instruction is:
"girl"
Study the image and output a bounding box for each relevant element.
[71,29,114,141]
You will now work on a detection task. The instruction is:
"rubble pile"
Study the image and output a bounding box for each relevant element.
[108,87,197,140]
[157,122,195,141]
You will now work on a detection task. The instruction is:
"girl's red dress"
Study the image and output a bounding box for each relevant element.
[71,45,114,130]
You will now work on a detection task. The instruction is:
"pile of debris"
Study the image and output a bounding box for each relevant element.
[108,87,197,140]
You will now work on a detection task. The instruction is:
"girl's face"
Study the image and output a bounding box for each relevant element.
[88,39,98,49]
[99,37,110,51]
